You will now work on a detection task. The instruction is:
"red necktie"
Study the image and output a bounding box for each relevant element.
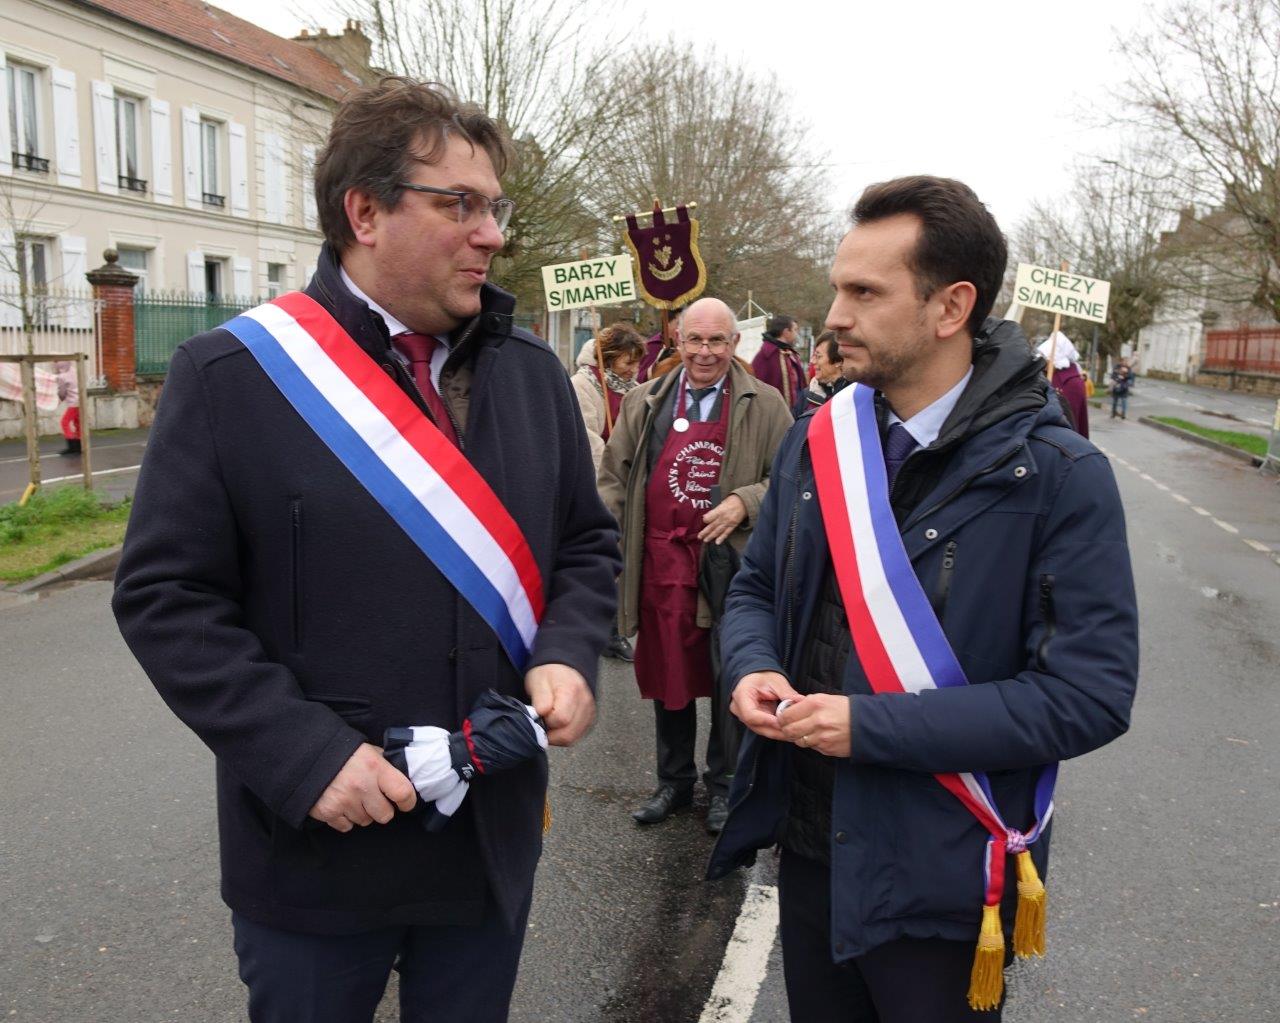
[394,332,460,448]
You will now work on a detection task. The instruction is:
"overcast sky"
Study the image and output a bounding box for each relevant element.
[220,0,1155,234]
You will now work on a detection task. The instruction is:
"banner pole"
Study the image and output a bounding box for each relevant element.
[1046,260,1069,382]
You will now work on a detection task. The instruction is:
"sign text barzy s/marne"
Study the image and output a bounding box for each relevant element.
[542,255,636,311]
[1014,263,1111,324]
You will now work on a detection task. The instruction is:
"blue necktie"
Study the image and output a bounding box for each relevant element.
[686,386,715,422]
[883,421,917,488]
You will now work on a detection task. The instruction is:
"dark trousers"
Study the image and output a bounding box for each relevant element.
[654,698,728,796]
[231,890,531,1023]
[778,849,1005,1023]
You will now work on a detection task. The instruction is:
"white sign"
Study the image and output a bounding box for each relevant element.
[735,315,767,364]
[1014,263,1111,324]
[542,254,636,311]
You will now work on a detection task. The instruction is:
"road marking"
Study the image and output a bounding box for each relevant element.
[1244,539,1272,553]
[1140,473,1156,483]
[699,883,779,1023]
[38,464,142,486]
[1213,519,1240,534]
[1154,482,1171,492]
[0,440,147,465]
[1192,506,1212,516]
[1171,493,1191,504]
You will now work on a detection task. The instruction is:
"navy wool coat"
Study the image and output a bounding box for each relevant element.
[113,246,620,934]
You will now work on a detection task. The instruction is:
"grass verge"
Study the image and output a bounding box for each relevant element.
[0,486,130,584]
[1149,416,1268,457]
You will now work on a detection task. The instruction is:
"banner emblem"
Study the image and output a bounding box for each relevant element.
[623,203,708,310]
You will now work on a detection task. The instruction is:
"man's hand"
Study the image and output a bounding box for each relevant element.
[778,694,852,758]
[731,671,801,741]
[698,494,747,545]
[309,742,417,833]
[525,663,596,746]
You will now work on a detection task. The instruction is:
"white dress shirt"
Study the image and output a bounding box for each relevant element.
[679,371,728,422]
[887,367,974,449]
[340,266,451,390]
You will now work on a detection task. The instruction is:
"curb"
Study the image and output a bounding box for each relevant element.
[5,544,122,595]
[1139,416,1264,467]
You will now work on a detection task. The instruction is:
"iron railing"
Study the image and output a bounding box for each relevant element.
[118,174,148,193]
[12,152,49,173]
[134,290,262,375]
[1204,328,1280,375]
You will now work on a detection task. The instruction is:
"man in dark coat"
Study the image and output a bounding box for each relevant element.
[112,78,620,1022]
[750,314,807,410]
[708,176,1138,1022]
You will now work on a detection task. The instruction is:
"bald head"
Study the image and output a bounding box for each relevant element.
[677,296,740,388]
[680,297,736,336]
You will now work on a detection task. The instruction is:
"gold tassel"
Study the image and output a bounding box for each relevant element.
[1012,850,1047,957]
[542,795,552,834]
[968,903,1005,1011]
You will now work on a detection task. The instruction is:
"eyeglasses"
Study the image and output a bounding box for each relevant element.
[397,183,515,232]
[681,336,732,354]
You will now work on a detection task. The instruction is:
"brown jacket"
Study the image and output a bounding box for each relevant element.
[598,359,793,636]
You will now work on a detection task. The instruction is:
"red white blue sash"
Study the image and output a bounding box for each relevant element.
[808,383,1056,908]
[222,291,545,671]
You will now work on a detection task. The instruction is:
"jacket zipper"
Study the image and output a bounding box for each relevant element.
[932,539,958,621]
[290,498,303,651]
[1036,573,1057,669]
[782,446,811,661]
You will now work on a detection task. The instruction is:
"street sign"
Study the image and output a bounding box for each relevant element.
[1014,263,1111,324]
[541,254,636,311]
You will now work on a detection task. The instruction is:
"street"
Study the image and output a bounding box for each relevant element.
[2,381,1278,1021]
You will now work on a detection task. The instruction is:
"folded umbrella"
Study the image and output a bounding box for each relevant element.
[384,690,549,831]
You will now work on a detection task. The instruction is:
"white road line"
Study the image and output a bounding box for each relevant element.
[1192,506,1213,516]
[699,883,779,1023]
[38,464,142,486]
[1213,519,1240,535]
[1172,494,1191,504]
[1244,539,1272,553]
[1155,482,1171,492]
[1140,473,1156,483]
[0,440,147,465]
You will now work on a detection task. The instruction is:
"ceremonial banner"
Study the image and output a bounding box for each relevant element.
[623,204,707,310]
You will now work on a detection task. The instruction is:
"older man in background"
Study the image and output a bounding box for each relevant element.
[599,298,792,833]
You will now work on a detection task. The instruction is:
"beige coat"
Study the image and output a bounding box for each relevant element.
[570,352,613,472]
[598,360,794,636]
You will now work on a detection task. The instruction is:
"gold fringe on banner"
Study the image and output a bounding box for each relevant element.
[542,795,552,835]
[967,903,1005,1011]
[1013,850,1047,957]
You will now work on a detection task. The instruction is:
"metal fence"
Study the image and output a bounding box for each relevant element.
[0,286,104,384]
[1203,327,1280,375]
[135,291,264,376]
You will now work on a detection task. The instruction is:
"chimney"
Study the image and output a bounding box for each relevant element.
[291,20,373,80]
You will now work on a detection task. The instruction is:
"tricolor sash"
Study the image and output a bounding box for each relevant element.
[809,383,1057,1011]
[222,291,545,671]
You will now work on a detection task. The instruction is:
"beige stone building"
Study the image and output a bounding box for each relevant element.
[0,0,373,315]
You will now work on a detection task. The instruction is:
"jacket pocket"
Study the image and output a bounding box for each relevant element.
[930,539,958,622]
[289,498,303,652]
[305,693,373,722]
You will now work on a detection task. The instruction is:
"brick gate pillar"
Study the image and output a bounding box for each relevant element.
[86,249,139,393]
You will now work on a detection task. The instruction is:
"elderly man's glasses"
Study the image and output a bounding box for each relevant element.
[681,336,732,354]
[398,183,515,232]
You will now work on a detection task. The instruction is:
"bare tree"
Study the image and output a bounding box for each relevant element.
[587,40,837,327]
[321,0,625,306]
[1118,0,1280,322]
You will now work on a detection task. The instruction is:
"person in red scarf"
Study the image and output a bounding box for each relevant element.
[570,322,646,473]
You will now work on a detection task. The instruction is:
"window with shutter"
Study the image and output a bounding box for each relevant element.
[200,119,223,207]
[115,95,146,193]
[8,63,47,173]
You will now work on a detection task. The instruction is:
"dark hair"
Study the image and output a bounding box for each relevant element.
[851,176,1007,336]
[816,329,839,364]
[315,76,513,251]
[766,314,795,337]
[597,322,646,367]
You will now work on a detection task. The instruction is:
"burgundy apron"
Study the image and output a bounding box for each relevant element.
[634,378,728,710]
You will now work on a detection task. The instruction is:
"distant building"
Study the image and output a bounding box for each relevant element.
[0,0,374,316]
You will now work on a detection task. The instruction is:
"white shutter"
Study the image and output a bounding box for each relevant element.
[228,121,249,217]
[301,143,317,230]
[187,250,205,295]
[181,106,200,208]
[0,230,20,326]
[0,55,11,176]
[150,99,172,203]
[91,80,117,195]
[263,132,285,224]
[58,235,92,328]
[51,68,82,188]
[232,256,252,300]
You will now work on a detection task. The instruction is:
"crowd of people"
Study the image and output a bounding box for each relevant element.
[114,75,1140,1023]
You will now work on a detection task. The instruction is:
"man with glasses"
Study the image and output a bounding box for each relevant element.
[599,297,792,834]
[113,77,620,1022]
